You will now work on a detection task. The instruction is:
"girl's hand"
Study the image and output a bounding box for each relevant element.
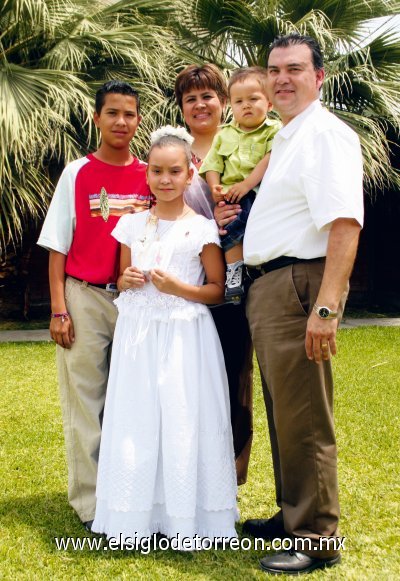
[225,181,249,203]
[150,269,181,296]
[119,266,146,290]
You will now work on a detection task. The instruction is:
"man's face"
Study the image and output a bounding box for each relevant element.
[266,43,324,125]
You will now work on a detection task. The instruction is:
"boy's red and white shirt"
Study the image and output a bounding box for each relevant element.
[38,154,153,284]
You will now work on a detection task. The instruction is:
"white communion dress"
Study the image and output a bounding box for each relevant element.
[92,211,238,546]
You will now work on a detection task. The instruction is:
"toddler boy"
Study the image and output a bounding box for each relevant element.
[200,67,280,303]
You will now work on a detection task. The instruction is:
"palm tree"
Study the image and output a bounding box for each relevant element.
[0,0,194,317]
[177,0,400,192]
[0,0,181,252]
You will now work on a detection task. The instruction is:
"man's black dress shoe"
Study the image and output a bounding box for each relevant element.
[260,549,341,575]
[83,520,94,533]
[242,517,286,540]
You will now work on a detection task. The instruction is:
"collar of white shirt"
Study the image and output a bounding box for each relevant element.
[277,99,322,140]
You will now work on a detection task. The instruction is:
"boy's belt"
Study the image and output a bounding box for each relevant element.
[69,276,118,292]
[245,256,324,282]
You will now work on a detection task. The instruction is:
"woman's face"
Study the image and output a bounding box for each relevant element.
[181,88,225,135]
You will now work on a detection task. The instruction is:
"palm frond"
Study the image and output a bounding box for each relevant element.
[0,161,52,250]
[181,0,400,193]
[0,0,183,250]
[333,109,400,192]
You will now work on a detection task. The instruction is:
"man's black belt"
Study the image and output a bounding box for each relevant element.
[245,256,324,282]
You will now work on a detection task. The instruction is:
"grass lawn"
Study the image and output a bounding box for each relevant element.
[1,327,399,580]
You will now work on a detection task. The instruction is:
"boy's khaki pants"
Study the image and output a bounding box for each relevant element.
[56,276,118,523]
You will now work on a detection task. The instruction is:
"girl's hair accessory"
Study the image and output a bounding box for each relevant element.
[150,125,194,147]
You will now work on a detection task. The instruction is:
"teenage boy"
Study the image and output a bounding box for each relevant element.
[38,81,152,531]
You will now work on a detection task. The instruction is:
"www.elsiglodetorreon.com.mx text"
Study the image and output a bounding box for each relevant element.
[54,534,346,554]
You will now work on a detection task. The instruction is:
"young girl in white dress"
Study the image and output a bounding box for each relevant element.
[91,126,238,548]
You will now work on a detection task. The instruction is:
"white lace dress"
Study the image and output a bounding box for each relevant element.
[92,211,238,546]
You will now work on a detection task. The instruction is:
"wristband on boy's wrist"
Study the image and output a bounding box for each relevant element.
[51,312,70,323]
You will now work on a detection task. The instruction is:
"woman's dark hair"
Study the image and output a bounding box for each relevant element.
[174,64,228,110]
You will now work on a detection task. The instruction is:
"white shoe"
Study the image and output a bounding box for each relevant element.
[225,262,244,304]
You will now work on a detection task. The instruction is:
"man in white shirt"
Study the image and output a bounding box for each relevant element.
[241,34,364,575]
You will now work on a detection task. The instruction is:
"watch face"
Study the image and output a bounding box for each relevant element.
[319,307,330,318]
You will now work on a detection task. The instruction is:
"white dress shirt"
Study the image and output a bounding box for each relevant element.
[244,100,364,266]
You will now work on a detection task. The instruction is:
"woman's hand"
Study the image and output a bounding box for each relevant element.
[214,201,241,235]
[118,266,146,290]
[50,315,75,349]
[150,269,181,296]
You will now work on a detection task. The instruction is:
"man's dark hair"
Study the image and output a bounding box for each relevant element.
[268,34,324,70]
[95,80,140,115]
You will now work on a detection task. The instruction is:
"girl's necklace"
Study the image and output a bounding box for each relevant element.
[150,207,192,241]
[137,207,193,270]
